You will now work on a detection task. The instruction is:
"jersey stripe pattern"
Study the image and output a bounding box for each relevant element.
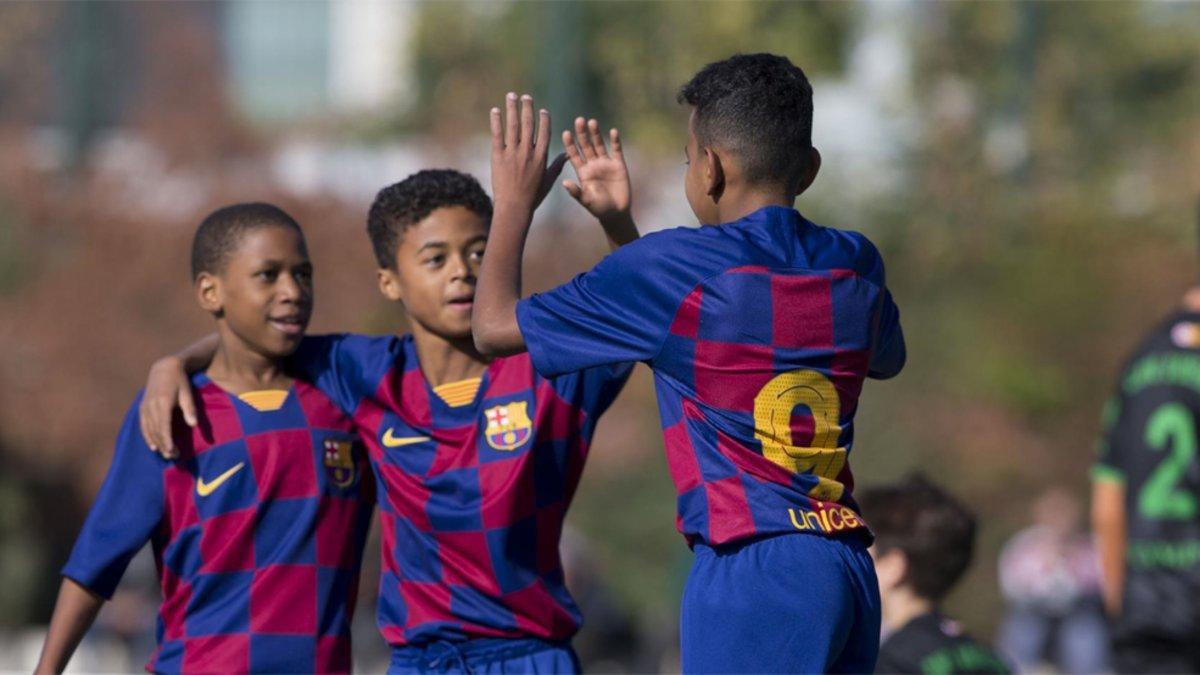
[62,373,374,673]
[517,206,905,546]
[291,334,631,647]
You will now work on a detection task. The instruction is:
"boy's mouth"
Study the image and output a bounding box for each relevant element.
[447,294,474,310]
[268,315,307,336]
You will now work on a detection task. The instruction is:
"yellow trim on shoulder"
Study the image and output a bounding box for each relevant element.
[433,377,482,408]
[238,390,290,412]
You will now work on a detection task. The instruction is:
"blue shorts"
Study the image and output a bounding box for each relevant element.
[681,533,880,673]
[387,637,580,674]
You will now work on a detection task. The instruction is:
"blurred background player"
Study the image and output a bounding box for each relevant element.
[140,147,638,673]
[36,204,374,673]
[1092,200,1200,674]
[857,474,1010,675]
[474,54,905,672]
[995,486,1108,674]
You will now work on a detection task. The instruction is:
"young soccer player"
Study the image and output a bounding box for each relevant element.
[1093,265,1200,674]
[140,152,637,672]
[856,475,1010,674]
[36,203,375,674]
[474,55,906,672]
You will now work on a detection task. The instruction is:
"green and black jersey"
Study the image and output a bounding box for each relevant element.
[1095,310,1200,643]
[877,613,1009,675]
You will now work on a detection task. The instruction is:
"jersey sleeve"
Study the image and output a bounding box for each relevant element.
[62,396,166,599]
[545,362,635,426]
[516,234,692,378]
[1092,393,1127,484]
[869,288,906,380]
[852,232,906,380]
[290,333,399,415]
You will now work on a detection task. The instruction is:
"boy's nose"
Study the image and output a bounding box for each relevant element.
[276,274,305,301]
[450,255,474,281]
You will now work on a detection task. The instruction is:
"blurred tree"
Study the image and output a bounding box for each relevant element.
[403,1,853,147]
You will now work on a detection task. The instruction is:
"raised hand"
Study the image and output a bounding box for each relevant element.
[562,117,631,224]
[490,93,556,211]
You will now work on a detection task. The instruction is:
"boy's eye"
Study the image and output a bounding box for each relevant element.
[257,270,279,281]
[469,250,484,262]
[424,254,444,266]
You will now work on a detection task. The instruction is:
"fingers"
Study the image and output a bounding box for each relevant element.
[490,107,503,152]
[562,130,585,170]
[562,180,583,201]
[139,399,157,451]
[140,396,174,458]
[179,387,198,428]
[519,95,534,154]
[534,107,551,160]
[610,128,623,160]
[575,117,596,160]
[504,92,519,149]
[587,118,608,158]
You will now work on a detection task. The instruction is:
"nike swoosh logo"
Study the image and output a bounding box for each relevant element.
[196,462,245,497]
[382,428,431,448]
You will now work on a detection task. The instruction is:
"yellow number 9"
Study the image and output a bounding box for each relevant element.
[753,370,847,501]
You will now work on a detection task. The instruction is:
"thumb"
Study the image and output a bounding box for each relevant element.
[562,180,583,202]
[179,387,198,428]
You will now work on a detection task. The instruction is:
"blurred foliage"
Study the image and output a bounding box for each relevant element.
[1,0,1200,655]
[402,0,1200,637]
[403,1,852,147]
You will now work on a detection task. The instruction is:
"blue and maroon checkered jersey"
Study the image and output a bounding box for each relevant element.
[63,373,374,673]
[516,206,905,546]
[291,334,631,647]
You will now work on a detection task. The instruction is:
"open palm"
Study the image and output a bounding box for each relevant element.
[562,117,631,222]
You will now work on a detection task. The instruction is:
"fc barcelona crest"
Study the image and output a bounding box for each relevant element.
[323,439,357,488]
[483,401,532,451]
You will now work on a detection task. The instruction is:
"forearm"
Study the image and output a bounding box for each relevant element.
[599,212,639,250]
[36,578,105,674]
[175,333,219,373]
[474,199,533,356]
[1092,480,1127,616]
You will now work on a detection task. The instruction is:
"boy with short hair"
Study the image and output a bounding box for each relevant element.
[141,138,638,672]
[475,54,905,672]
[857,475,1010,675]
[36,203,375,674]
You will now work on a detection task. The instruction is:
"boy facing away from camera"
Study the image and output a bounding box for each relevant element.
[474,53,906,672]
[857,475,1010,675]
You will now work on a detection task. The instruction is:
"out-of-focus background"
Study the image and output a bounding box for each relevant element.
[1,1,1199,672]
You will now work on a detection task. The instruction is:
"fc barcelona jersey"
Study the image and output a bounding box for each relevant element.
[516,206,905,546]
[63,373,375,673]
[291,334,631,647]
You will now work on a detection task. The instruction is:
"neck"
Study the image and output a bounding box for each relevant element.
[207,328,292,393]
[713,185,795,224]
[411,323,489,387]
[881,587,935,633]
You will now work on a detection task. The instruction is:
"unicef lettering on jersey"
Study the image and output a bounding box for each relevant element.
[788,502,866,535]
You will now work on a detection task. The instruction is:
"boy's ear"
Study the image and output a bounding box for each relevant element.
[793,147,822,195]
[196,273,222,315]
[703,146,725,200]
[874,548,909,591]
[376,267,405,302]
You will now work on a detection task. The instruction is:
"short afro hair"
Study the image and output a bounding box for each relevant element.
[367,169,493,269]
[678,53,815,189]
[855,474,977,602]
[191,202,303,280]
